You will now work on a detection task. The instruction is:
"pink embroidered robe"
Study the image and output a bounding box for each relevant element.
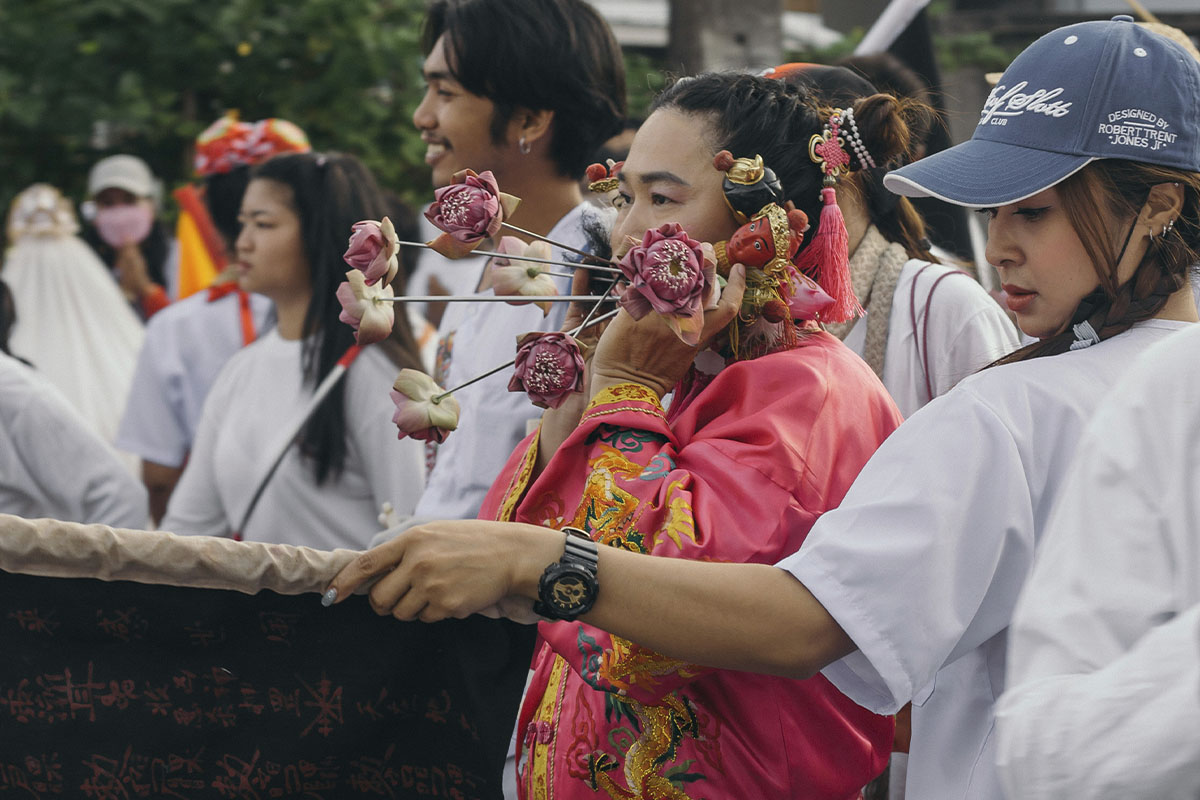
[479,330,903,800]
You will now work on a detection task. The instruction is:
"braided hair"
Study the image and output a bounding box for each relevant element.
[650,72,913,258]
[990,160,1200,366]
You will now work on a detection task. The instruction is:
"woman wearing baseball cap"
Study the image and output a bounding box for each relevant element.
[327,17,1200,799]
[81,154,175,319]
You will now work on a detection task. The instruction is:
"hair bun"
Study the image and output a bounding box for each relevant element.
[850,93,911,169]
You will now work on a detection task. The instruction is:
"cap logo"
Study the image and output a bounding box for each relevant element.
[979,81,1073,127]
[1098,108,1178,153]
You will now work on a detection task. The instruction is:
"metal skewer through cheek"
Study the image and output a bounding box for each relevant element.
[394,240,622,274]
[379,295,613,304]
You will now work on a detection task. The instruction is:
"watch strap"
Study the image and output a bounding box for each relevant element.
[561,526,599,571]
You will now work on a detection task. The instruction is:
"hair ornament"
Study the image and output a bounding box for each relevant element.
[712,152,831,358]
[840,108,877,169]
[808,113,852,186]
[585,159,622,195]
[796,109,864,324]
[713,150,785,225]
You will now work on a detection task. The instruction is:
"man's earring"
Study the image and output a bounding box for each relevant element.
[519,136,531,155]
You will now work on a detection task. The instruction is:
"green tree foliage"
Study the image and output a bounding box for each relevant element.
[0,0,676,248]
[0,0,431,233]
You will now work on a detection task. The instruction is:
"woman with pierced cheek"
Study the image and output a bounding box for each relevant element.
[338,71,917,799]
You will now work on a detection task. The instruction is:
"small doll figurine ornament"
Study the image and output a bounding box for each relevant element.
[714,151,785,224]
[585,159,623,207]
[585,159,623,195]
[711,150,853,357]
[424,169,521,258]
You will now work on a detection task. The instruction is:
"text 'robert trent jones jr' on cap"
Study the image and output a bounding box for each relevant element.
[883,15,1200,208]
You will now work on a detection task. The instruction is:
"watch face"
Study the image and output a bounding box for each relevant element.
[546,566,597,616]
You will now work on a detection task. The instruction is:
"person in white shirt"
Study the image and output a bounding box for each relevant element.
[163,152,426,549]
[771,63,1019,416]
[0,283,146,528]
[406,0,627,524]
[326,17,1200,800]
[994,322,1200,800]
[117,116,306,523]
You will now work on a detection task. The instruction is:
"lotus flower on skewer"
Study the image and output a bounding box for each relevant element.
[425,169,521,258]
[489,236,559,315]
[390,369,461,443]
[336,270,395,345]
[617,222,721,347]
[343,216,400,286]
[508,331,586,409]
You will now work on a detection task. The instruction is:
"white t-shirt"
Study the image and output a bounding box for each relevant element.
[995,323,1200,800]
[116,288,274,468]
[162,329,425,549]
[413,203,590,521]
[841,259,1020,416]
[777,318,1193,800]
[0,351,147,528]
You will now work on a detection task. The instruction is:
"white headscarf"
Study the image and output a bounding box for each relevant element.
[2,184,144,461]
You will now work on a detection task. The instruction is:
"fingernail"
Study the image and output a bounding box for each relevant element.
[321,588,337,607]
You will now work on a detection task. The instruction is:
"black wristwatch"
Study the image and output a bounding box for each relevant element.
[533,527,599,621]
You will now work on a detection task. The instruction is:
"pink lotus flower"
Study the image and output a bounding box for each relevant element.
[336,270,395,345]
[489,236,558,315]
[617,223,721,346]
[343,217,400,286]
[424,169,520,258]
[508,332,586,409]
[390,369,461,443]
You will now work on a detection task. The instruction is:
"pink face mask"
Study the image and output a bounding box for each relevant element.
[93,203,154,248]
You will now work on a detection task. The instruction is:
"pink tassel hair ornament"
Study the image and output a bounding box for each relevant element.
[801,110,864,323]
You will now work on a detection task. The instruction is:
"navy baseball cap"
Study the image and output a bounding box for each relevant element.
[884,16,1200,208]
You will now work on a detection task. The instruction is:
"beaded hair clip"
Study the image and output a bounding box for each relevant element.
[808,107,876,180]
[794,107,870,323]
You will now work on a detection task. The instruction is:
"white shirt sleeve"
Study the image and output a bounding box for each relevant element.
[160,363,234,538]
[1,357,148,528]
[995,327,1200,800]
[777,384,1037,714]
[115,329,189,468]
